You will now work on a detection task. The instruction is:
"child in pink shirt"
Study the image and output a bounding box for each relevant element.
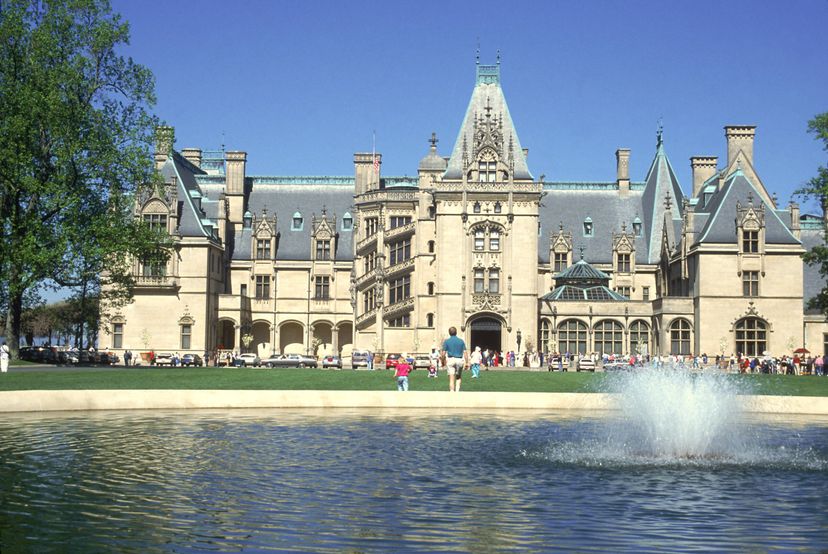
[395,354,412,391]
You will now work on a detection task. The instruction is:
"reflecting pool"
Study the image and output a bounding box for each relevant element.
[0,408,826,552]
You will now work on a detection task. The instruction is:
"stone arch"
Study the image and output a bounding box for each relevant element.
[216,318,236,351]
[336,322,353,357]
[311,320,334,357]
[252,320,272,357]
[668,318,693,356]
[466,312,506,354]
[593,319,624,356]
[279,321,305,354]
[558,318,588,355]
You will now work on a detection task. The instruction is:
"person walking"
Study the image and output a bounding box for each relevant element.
[442,326,468,392]
[124,350,132,367]
[0,342,9,373]
[470,346,482,378]
[395,353,412,391]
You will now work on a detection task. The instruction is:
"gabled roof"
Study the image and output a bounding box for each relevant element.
[640,135,685,263]
[554,258,611,282]
[159,152,221,243]
[444,62,532,181]
[696,169,799,245]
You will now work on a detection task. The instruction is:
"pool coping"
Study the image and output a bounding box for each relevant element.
[1,390,827,415]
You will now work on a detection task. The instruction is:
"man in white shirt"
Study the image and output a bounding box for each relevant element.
[1,342,10,373]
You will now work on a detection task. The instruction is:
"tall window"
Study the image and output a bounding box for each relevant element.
[141,252,166,277]
[389,275,410,304]
[559,320,587,355]
[387,314,410,328]
[583,218,593,237]
[629,320,649,355]
[255,275,270,299]
[342,213,353,231]
[488,268,500,294]
[473,201,481,214]
[617,253,631,273]
[617,286,631,298]
[427,282,435,295]
[390,215,411,229]
[428,240,435,253]
[642,286,650,301]
[670,319,691,355]
[494,201,502,214]
[554,252,568,273]
[180,324,191,350]
[735,317,766,357]
[489,230,500,251]
[314,276,330,299]
[594,320,623,355]
[292,212,303,231]
[240,284,247,297]
[632,220,642,237]
[474,229,485,251]
[743,271,759,297]
[474,269,485,293]
[363,287,377,313]
[113,323,123,349]
[540,320,551,353]
[143,213,167,232]
[742,230,759,253]
[478,161,496,182]
[316,240,331,260]
[365,217,379,237]
[426,313,434,328]
[389,239,411,265]
[256,239,271,260]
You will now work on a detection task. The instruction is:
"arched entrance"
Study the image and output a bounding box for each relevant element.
[469,316,502,353]
[217,320,235,350]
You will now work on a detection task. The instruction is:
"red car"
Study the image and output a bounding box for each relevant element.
[385,354,402,369]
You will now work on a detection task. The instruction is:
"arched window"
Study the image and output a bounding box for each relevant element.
[494,201,502,214]
[583,217,593,237]
[291,211,303,231]
[426,313,434,328]
[473,201,481,214]
[558,319,587,355]
[632,217,642,237]
[670,319,691,355]
[735,317,767,357]
[540,319,551,353]
[629,320,649,356]
[594,320,623,356]
[489,229,500,251]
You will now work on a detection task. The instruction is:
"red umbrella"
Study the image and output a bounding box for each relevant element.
[793,347,810,354]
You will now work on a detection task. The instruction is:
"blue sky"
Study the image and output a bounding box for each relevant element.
[113,0,827,209]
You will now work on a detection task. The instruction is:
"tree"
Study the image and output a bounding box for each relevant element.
[0,0,166,357]
[796,112,828,315]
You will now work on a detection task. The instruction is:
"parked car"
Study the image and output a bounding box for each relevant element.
[414,355,431,370]
[181,354,203,367]
[385,354,402,369]
[237,353,261,367]
[263,353,317,368]
[351,350,372,369]
[321,355,342,369]
[154,352,174,366]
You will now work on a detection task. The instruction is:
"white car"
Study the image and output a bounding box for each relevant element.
[237,353,261,367]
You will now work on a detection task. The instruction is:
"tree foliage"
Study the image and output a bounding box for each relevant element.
[796,112,828,315]
[0,0,167,355]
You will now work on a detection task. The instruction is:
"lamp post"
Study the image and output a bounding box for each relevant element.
[516,329,522,355]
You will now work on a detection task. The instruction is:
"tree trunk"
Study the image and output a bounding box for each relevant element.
[5,266,23,359]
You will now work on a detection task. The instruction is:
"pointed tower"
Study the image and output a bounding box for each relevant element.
[641,128,685,263]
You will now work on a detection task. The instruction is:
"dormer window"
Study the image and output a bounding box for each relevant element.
[292,212,303,231]
[478,161,496,182]
[256,239,271,260]
[583,217,593,237]
[632,218,642,237]
[316,239,331,260]
[742,230,759,253]
[342,212,353,231]
[143,213,167,232]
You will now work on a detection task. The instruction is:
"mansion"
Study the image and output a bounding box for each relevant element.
[102,60,828,361]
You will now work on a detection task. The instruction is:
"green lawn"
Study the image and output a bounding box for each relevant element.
[0,367,827,396]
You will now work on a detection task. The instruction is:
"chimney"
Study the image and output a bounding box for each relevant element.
[790,201,801,240]
[616,148,630,195]
[690,156,718,198]
[225,151,247,223]
[154,125,175,170]
[181,147,202,169]
[354,152,381,196]
[724,125,756,169]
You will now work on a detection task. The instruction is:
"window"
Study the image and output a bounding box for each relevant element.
[143,213,167,232]
[735,317,766,357]
[670,319,691,356]
[389,275,411,304]
[426,313,434,328]
[583,218,593,237]
[742,230,759,253]
[494,201,502,214]
[390,215,411,229]
[540,320,551,353]
[365,217,379,237]
[743,271,759,297]
[594,320,623,356]
[113,323,123,349]
[474,229,485,251]
[489,230,500,251]
[291,212,303,231]
[314,276,330,299]
[427,282,435,295]
[141,251,166,277]
[617,253,631,273]
[632,219,642,237]
[256,239,271,260]
[364,251,377,273]
[617,286,631,298]
[559,320,587,355]
[180,324,191,350]
[387,314,410,328]
[478,161,496,182]
[554,252,568,273]
[389,239,411,265]
[488,268,500,294]
[363,287,377,313]
[255,275,270,299]
[630,320,649,355]
[473,201,481,214]
[642,286,650,301]
[474,269,485,293]
[428,240,435,254]
[342,213,353,231]
[316,239,331,261]
[427,206,435,219]
[240,284,247,297]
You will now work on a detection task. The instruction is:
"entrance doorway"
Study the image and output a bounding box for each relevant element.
[469,317,502,353]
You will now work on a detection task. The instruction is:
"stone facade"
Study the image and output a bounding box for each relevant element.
[100,61,828,361]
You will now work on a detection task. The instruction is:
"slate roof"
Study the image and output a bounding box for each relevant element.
[543,259,627,301]
[640,139,685,262]
[801,228,827,313]
[444,64,532,181]
[554,258,611,282]
[159,153,221,242]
